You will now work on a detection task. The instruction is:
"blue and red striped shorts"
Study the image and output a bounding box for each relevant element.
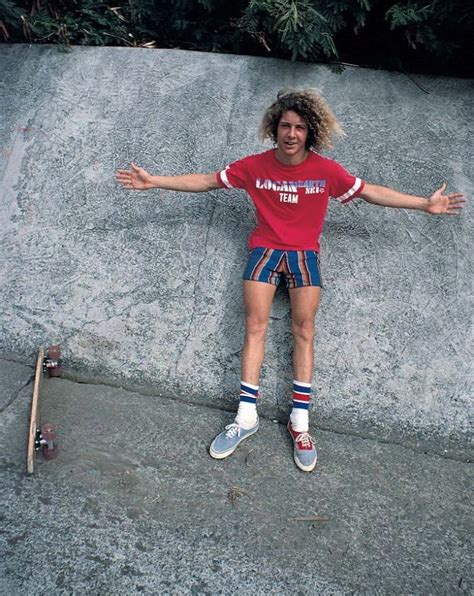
[243,247,322,289]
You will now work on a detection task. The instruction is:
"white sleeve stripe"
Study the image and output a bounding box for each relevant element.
[220,166,234,189]
[333,177,362,202]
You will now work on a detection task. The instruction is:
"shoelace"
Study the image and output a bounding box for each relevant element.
[225,423,241,438]
[295,432,315,449]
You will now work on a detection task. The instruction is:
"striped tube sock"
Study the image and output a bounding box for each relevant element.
[235,381,259,430]
[290,380,311,432]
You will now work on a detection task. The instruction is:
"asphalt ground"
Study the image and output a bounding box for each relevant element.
[1,356,471,595]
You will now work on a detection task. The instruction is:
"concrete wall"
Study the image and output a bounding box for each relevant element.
[0,44,471,454]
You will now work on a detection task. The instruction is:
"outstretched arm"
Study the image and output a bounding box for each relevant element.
[115,162,221,192]
[360,183,466,215]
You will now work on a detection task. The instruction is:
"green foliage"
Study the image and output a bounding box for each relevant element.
[384,0,474,65]
[240,0,371,61]
[0,1,134,46]
[241,0,331,60]
[0,0,470,75]
[0,0,23,40]
[386,2,432,28]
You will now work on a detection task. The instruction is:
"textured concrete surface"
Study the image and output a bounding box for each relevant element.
[0,44,472,454]
[0,358,471,594]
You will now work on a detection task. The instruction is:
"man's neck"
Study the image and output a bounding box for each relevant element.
[275,147,308,166]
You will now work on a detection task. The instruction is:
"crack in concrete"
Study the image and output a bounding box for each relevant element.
[23,367,469,465]
[171,194,219,380]
[58,292,191,345]
[0,374,34,414]
[58,305,134,345]
[166,73,245,383]
[168,72,249,382]
[0,355,470,463]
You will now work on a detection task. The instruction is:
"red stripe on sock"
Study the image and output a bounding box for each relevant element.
[292,391,310,403]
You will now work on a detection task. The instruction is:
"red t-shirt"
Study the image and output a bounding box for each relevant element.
[216,149,365,251]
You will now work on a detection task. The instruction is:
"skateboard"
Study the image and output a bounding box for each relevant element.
[26,345,61,474]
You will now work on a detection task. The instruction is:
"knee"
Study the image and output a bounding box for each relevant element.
[292,319,315,343]
[245,315,269,338]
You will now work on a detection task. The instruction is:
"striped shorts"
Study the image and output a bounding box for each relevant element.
[243,247,322,289]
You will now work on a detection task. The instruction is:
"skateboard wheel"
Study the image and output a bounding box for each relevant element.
[46,345,62,377]
[41,424,58,460]
[48,345,60,359]
[42,444,59,460]
[41,423,56,442]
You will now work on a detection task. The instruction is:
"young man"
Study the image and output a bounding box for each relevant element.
[116,88,465,472]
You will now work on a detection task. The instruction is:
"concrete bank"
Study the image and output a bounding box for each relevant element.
[0,44,471,453]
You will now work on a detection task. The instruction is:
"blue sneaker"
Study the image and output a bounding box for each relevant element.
[209,418,259,459]
[287,421,317,472]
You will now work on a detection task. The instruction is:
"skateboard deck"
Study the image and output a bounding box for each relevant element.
[27,345,61,474]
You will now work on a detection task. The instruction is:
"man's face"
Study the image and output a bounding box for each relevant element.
[276,110,309,163]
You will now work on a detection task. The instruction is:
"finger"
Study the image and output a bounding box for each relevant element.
[448,194,465,200]
[438,182,447,192]
[131,162,140,171]
[116,178,132,186]
[116,176,134,185]
[116,169,132,175]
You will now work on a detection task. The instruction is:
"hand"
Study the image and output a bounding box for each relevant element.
[115,162,153,190]
[426,183,466,215]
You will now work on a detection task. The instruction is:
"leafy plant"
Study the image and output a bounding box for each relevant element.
[0,1,471,75]
[240,0,371,61]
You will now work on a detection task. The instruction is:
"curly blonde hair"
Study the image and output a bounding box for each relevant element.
[260,88,343,152]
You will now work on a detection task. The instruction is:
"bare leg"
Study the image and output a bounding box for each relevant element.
[209,280,277,458]
[241,280,277,384]
[287,286,321,452]
[289,286,321,382]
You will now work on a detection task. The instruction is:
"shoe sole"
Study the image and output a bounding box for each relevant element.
[288,423,317,472]
[209,424,259,460]
[293,450,317,472]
